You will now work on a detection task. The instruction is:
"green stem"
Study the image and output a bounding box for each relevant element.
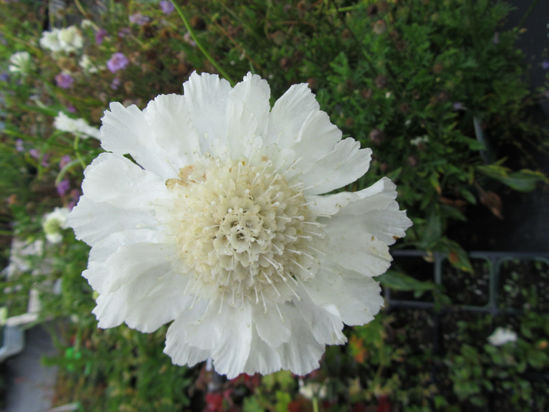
[169,0,234,85]
[313,397,319,412]
[73,136,87,169]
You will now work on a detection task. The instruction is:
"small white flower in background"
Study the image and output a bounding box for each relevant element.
[8,51,32,74]
[299,380,327,399]
[410,136,429,146]
[81,19,94,29]
[54,112,100,139]
[3,239,44,278]
[488,327,517,346]
[40,26,83,53]
[68,72,412,378]
[79,54,100,74]
[43,207,70,244]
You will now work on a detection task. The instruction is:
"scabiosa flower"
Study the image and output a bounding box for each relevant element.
[57,178,71,196]
[488,327,517,346]
[55,72,74,89]
[54,112,100,139]
[129,12,151,25]
[107,52,129,73]
[68,72,412,378]
[59,155,72,169]
[95,28,108,45]
[160,0,175,15]
[43,207,69,243]
[8,51,32,75]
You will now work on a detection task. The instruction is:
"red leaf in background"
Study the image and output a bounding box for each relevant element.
[377,395,391,412]
[205,393,223,412]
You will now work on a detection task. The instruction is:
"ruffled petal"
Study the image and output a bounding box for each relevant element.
[298,139,372,195]
[267,83,320,148]
[303,267,384,326]
[182,72,232,153]
[243,328,282,375]
[100,102,177,178]
[143,93,202,167]
[91,243,188,332]
[69,197,158,246]
[252,303,291,348]
[224,73,271,160]
[81,152,169,209]
[324,218,393,277]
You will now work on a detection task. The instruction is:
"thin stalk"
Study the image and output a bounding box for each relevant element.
[73,136,87,169]
[169,0,234,85]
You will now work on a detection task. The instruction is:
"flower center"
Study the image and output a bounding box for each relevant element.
[164,157,324,308]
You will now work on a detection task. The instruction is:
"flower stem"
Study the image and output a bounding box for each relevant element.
[73,136,86,169]
[169,0,235,85]
[313,397,319,412]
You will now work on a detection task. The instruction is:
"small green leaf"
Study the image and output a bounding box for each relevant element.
[477,165,548,192]
[376,270,435,292]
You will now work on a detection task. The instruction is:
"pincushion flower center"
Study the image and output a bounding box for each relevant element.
[165,157,324,308]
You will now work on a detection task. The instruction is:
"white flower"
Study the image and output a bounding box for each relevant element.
[488,327,517,346]
[8,51,32,74]
[54,112,100,139]
[40,26,83,53]
[68,72,412,378]
[79,54,99,74]
[3,238,44,278]
[410,136,429,146]
[43,207,70,244]
[299,380,327,399]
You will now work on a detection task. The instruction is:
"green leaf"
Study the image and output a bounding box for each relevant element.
[477,165,548,192]
[376,270,435,292]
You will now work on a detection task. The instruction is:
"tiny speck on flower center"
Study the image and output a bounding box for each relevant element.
[163,157,324,310]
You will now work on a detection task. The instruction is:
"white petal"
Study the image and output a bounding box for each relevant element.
[211,305,253,378]
[84,229,160,293]
[299,140,372,195]
[81,152,169,209]
[324,218,393,277]
[143,94,202,167]
[69,197,158,246]
[100,102,177,178]
[306,177,395,217]
[277,313,325,375]
[295,293,346,345]
[268,83,320,148]
[244,329,282,375]
[164,339,210,368]
[252,303,291,348]
[91,243,188,332]
[225,73,271,160]
[304,268,384,326]
[182,72,232,152]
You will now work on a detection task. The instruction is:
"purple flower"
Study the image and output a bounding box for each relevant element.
[453,102,466,111]
[542,61,549,70]
[15,139,24,152]
[118,27,131,38]
[67,104,76,113]
[107,52,129,73]
[160,0,175,15]
[29,148,40,159]
[59,155,71,169]
[95,28,108,45]
[129,13,151,25]
[55,73,74,89]
[57,178,70,196]
[0,72,8,82]
[110,77,121,90]
[68,189,81,209]
[41,154,50,167]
